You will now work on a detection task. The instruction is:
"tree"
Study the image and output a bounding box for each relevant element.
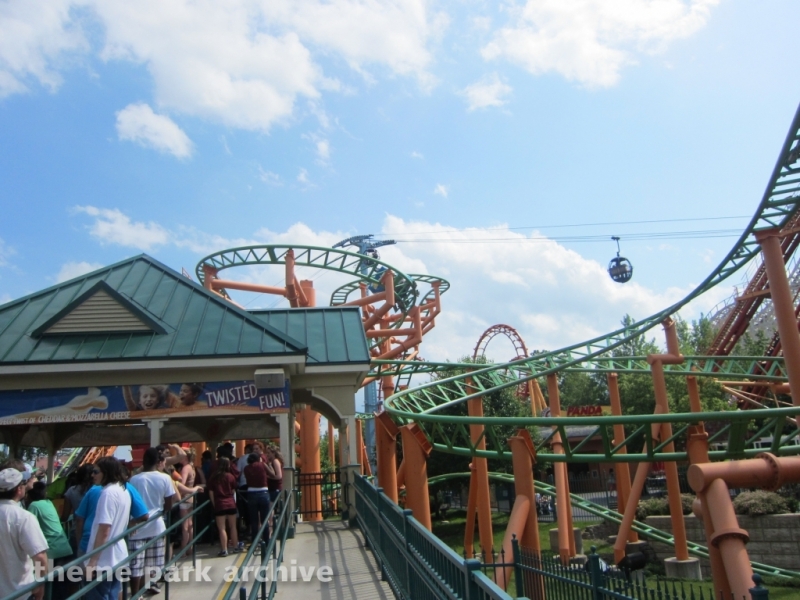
[419,356,537,478]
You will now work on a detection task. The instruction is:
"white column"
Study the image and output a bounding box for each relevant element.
[143,418,167,447]
[339,416,360,466]
[276,412,294,469]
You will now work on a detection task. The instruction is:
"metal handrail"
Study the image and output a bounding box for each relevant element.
[218,489,292,600]
[1,488,207,600]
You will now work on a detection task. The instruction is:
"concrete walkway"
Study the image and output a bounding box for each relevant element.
[162,520,392,600]
[274,521,393,600]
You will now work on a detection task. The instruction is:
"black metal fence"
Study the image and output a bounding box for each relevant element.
[296,470,342,521]
[513,539,771,600]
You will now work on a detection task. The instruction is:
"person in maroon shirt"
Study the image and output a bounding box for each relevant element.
[207,458,241,556]
[243,454,271,542]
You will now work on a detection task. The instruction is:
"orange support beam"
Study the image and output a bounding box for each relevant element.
[500,429,543,597]
[375,412,399,502]
[547,373,575,564]
[607,373,637,543]
[466,376,495,559]
[299,407,322,521]
[647,318,689,561]
[399,424,432,530]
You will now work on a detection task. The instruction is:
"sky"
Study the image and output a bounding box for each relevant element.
[2,0,800,364]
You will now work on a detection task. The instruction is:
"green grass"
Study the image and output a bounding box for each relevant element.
[431,510,800,599]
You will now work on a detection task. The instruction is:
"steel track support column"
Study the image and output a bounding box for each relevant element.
[466,376,495,559]
[607,373,637,542]
[299,407,322,521]
[399,424,432,530]
[648,318,690,563]
[756,228,800,405]
[547,373,575,564]
[686,382,731,600]
[375,412,399,503]
[504,429,544,599]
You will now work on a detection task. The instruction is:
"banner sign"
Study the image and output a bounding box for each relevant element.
[0,380,290,426]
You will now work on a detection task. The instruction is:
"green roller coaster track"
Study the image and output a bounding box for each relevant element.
[380,100,800,463]
[196,244,420,318]
[427,472,800,580]
[197,102,800,580]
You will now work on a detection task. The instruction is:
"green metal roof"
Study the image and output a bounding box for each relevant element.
[248,308,370,365]
[0,255,308,364]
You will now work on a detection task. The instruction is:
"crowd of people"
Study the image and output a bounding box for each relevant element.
[0,441,285,600]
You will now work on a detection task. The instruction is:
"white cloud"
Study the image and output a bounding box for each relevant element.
[483,0,719,88]
[434,184,449,198]
[259,168,282,186]
[0,0,87,97]
[55,261,104,283]
[67,211,733,357]
[316,139,330,162]
[411,151,424,159]
[297,168,315,189]
[220,135,232,155]
[0,237,15,267]
[376,215,696,359]
[116,103,193,158]
[2,1,444,128]
[73,206,170,251]
[461,73,512,111]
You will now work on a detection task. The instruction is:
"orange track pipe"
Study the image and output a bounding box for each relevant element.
[613,402,667,563]
[757,228,800,405]
[399,424,432,530]
[356,419,365,476]
[687,424,731,599]
[688,454,800,492]
[285,249,298,307]
[375,307,423,360]
[497,495,530,591]
[648,318,689,561]
[375,412,399,502]
[607,373,637,542]
[503,429,543,598]
[466,376,495,559]
[686,375,730,596]
[704,479,753,600]
[209,278,287,296]
[299,407,322,521]
[299,279,314,307]
[342,290,388,307]
[546,373,574,564]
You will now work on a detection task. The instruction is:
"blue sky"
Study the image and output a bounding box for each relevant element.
[2,0,800,361]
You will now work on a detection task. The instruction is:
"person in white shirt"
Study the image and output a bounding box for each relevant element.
[84,457,132,600]
[127,448,179,595]
[0,467,48,600]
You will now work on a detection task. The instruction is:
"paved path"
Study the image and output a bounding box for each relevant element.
[162,520,392,600]
[274,521,393,600]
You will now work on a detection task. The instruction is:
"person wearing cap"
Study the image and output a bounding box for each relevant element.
[0,467,49,600]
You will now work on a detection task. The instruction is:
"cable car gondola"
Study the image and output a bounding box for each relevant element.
[608,236,633,283]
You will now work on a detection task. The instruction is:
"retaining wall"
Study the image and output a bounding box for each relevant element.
[646,513,800,572]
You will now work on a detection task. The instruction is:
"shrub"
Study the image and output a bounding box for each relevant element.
[733,491,791,516]
[636,494,694,520]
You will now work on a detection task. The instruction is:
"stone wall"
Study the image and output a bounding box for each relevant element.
[645,514,800,572]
